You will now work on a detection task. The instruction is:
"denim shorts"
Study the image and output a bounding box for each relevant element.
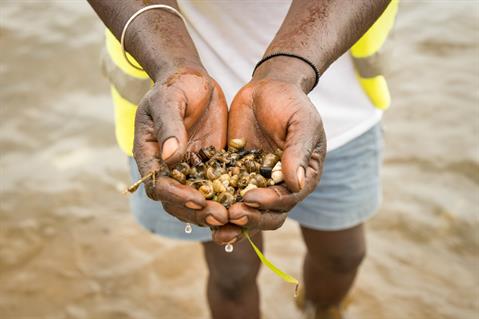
[128,123,383,241]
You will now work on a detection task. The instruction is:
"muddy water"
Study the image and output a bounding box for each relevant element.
[0,1,478,318]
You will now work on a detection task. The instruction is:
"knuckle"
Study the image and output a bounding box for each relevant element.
[270,215,287,230]
[192,211,205,226]
[145,185,159,201]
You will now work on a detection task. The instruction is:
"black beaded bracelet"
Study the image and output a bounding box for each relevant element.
[252,52,321,91]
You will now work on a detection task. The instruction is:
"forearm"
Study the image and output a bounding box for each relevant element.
[255,0,391,92]
[88,0,202,81]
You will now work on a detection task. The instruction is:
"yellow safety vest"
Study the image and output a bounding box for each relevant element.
[102,0,399,156]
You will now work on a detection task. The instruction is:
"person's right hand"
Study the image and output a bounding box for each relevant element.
[133,66,230,237]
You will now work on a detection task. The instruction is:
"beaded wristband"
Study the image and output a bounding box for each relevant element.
[252,52,321,91]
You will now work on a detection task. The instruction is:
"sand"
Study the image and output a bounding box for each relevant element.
[0,1,478,318]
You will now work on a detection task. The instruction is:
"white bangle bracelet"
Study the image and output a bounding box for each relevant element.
[120,4,187,71]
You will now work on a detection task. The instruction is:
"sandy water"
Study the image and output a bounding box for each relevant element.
[0,1,478,318]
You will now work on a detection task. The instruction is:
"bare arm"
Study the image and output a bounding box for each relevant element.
[88,0,231,242]
[254,0,391,92]
[87,0,202,81]
[225,0,391,236]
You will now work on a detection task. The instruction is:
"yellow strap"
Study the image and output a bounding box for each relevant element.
[111,85,137,156]
[105,29,150,79]
[243,230,300,296]
[350,0,399,58]
[357,75,390,110]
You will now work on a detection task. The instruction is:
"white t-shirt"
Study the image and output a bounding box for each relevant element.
[178,0,382,152]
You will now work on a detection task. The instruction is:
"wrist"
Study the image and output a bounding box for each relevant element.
[123,5,204,82]
[153,64,213,98]
[152,58,206,83]
[252,56,316,93]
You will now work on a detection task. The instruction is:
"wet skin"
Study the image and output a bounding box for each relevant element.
[88,0,390,317]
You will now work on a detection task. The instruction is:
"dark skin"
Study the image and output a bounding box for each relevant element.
[88,0,390,318]
[88,0,230,228]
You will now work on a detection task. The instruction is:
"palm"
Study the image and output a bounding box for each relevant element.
[229,79,322,154]
[180,77,228,152]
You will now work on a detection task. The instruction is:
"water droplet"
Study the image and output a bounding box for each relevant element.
[184,223,192,234]
[225,243,234,253]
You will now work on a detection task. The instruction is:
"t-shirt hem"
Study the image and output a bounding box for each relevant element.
[326,111,383,152]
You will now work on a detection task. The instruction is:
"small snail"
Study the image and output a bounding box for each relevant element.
[175,162,191,177]
[213,179,227,193]
[199,180,215,199]
[240,183,258,197]
[228,138,246,151]
[271,161,283,184]
[217,191,235,208]
[171,169,186,184]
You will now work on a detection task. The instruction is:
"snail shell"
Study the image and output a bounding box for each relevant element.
[175,162,191,176]
[242,154,256,162]
[185,151,203,167]
[199,180,214,199]
[218,174,231,188]
[213,179,227,193]
[262,153,280,169]
[260,167,272,178]
[248,173,258,186]
[230,166,241,177]
[206,166,222,180]
[249,149,262,158]
[229,174,239,188]
[237,149,249,157]
[240,183,258,197]
[271,161,283,184]
[217,191,235,208]
[198,146,217,161]
[170,169,186,184]
[245,159,260,173]
[238,173,250,188]
[228,138,246,151]
[254,174,268,188]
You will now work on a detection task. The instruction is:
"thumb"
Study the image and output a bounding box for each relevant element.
[148,98,188,166]
[281,111,325,193]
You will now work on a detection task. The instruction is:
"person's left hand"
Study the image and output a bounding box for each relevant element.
[212,59,327,244]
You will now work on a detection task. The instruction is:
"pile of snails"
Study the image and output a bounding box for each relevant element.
[126,138,284,207]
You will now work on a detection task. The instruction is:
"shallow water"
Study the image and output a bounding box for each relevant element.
[1,1,478,318]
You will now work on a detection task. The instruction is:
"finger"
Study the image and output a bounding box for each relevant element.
[242,152,323,211]
[227,85,261,149]
[145,89,188,165]
[186,82,228,151]
[211,223,243,245]
[163,200,228,227]
[132,104,164,178]
[229,203,288,231]
[282,105,326,192]
[147,176,206,208]
[242,186,298,212]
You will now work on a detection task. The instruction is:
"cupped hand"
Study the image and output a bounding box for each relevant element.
[133,67,230,236]
[214,76,327,242]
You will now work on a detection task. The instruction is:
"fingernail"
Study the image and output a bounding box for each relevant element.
[162,137,179,160]
[297,166,305,190]
[230,216,248,226]
[185,201,202,210]
[244,202,260,208]
[206,215,223,226]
